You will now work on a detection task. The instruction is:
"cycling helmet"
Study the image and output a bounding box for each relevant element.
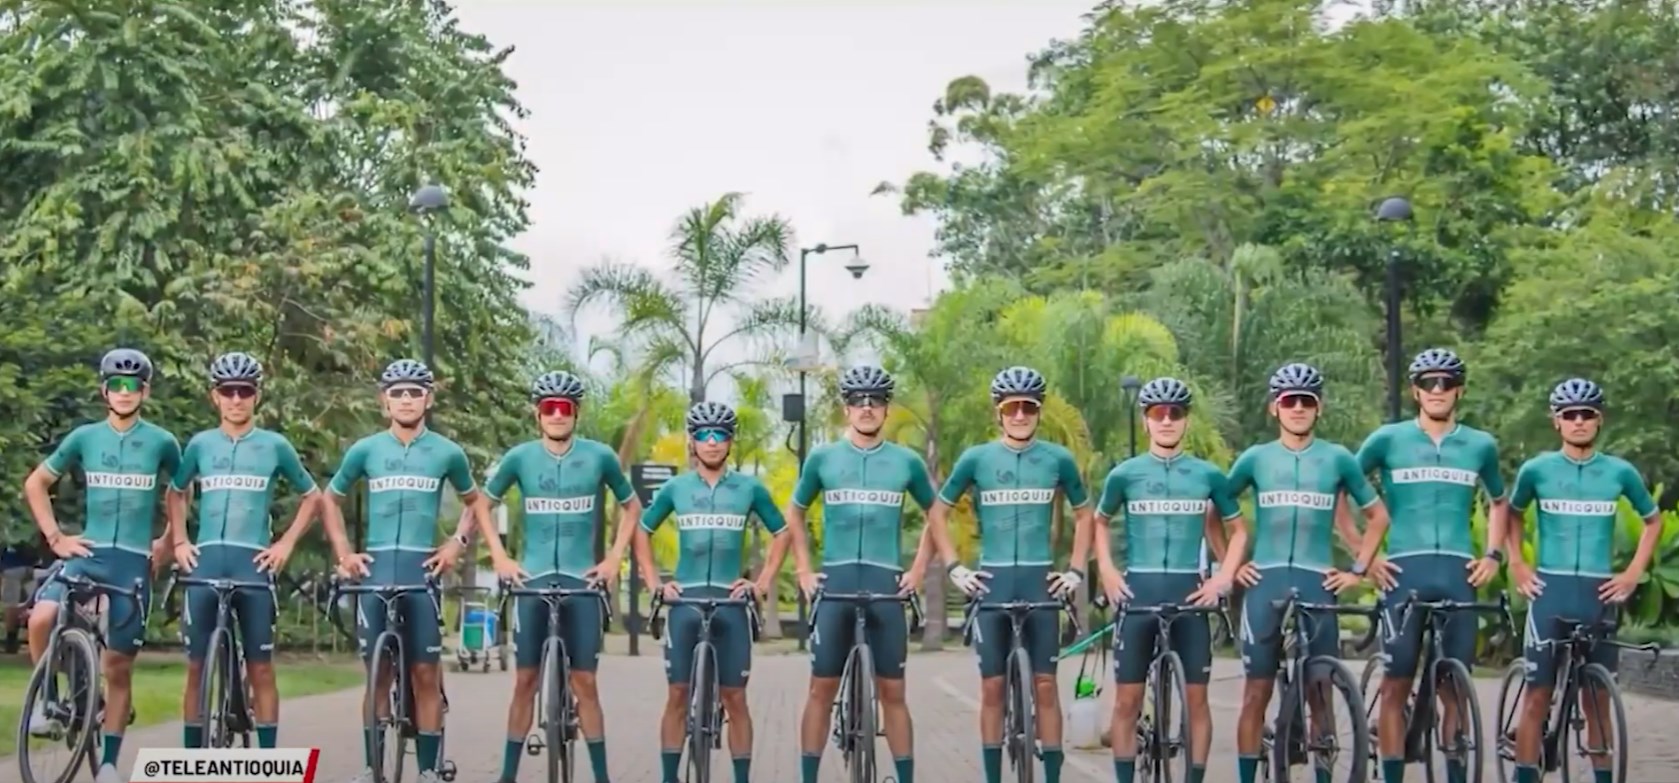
[379,359,434,389]
[1137,377,1193,408]
[1408,348,1466,381]
[685,401,738,435]
[838,365,895,399]
[530,370,586,402]
[209,352,264,386]
[1268,362,1325,398]
[1549,378,1605,411]
[990,366,1048,403]
[99,348,154,383]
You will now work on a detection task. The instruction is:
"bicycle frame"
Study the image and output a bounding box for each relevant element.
[1113,600,1232,778]
[1382,591,1511,760]
[808,590,924,768]
[165,573,274,747]
[1263,590,1379,774]
[650,593,760,782]
[498,583,612,783]
[961,596,1081,782]
[329,577,453,783]
[1521,618,1656,772]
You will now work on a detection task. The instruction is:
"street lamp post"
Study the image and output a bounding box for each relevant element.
[1121,375,1142,457]
[1376,196,1414,422]
[408,184,450,371]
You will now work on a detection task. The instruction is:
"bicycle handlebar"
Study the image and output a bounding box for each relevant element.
[648,592,763,642]
[807,590,925,634]
[51,570,150,627]
[158,567,275,625]
[1116,599,1234,642]
[960,597,1083,644]
[1384,590,1512,648]
[497,581,614,628]
[1258,589,1383,647]
[326,576,442,638]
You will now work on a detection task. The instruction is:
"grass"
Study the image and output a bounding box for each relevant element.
[0,652,364,757]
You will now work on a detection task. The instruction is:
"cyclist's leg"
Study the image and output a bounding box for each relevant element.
[23,561,73,734]
[659,598,700,783]
[1377,554,1435,783]
[354,582,393,773]
[396,554,445,775]
[867,567,914,783]
[180,575,219,748]
[1514,574,1567,783]
[1434,555,1477,783]
[228,553,280,748]
[1167,573,1214,783]
[973,567,1015,783]
[1110,573,1165,783]
[714,595,754,783]
[1236,567,1286,783]
[96,550,151,777]
[499,574,551,782]
[555,574,611,781]
[800,566,855,783]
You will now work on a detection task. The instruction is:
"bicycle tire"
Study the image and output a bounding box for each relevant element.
[1148,651,1190,783]
[17,628,101,783]
[847,645,877,783]
[1428,658,1482,783]
[367,634,408,783]
[1358,656,1386,776]
[1274,657,1369,783]
[686,643,715,783]
[1559,663,1627,783]
[1491,662,1524,783]
[541,639,573,783]
[199,627,233,748]
[1007,649,1037,783]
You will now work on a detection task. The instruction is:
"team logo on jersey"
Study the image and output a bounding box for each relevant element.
[1256,491,1335,510]
[676,514,747,531]
[369,476,442,493]
[1127,499,1209,515]
[526,495,595,515]
[824,489,903,507]
[85,472,156,490]
[1537,499,1616,516]
[1391,467,1478,487]
[979,489,1055,506]
[199,474,270,492]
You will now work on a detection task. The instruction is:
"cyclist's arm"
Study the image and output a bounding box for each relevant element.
[1338,448,1388,569]
[1478,438,1510,562]
[166,484,194,547]
[1620,462,1661,577]
[785,449,824,577]
[461,490,511,561]
[1056,449,1094,573]
[271,438,321,550]
[782,504,814,578]
[635,485,675,587]
[25,427,86,547]
[916,450,976,572]
[601,452,643,565]
[1207,469,1246,582]
[322,441,370,560]
[751,482,793,582]
[1332,494,1363,553]
[1506,460,1536,562]
[1092,467,1126,575]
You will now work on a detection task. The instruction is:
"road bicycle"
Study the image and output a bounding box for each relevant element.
[330,577,457,783]
[649,592,762,783]
[16,570,146,783]
[1493,615,1658,783]
[1111,599,1232,783]
[959,593,1082,783]
[163,569,275,748]
[1359,591,1512,783]
[807,589,924,783]
[1257,589,1377,783]
[498,581,612,783]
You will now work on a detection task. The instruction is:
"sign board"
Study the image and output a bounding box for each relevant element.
[630,463,677,506]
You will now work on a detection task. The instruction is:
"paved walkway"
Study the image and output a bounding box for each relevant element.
[6,648,1678,782]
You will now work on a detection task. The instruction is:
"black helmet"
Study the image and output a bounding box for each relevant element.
[1549,378,1605,412]
[1268,363,1324,398]
[99,348,154,383]
[1408,348,1466,381]
[209,352,264,386]
[838,365,895,399]
[530,370,586,402]
[990,366,1047,403]
[686,401,738,435]
[1137,377,1192,408]
[379,359,434,389]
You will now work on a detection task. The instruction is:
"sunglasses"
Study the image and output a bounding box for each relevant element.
[385,386,428,400]
[1413,376,1464,393]
[1276,394,1319,410]
[1557,408,1600,422]
[844,394,887,409]
[104,376,144,394]
[997,400,1041,417]
[538,398,578,418]
[693,428,731,444]
[214,385,258,400]
[1144,404,1188,422]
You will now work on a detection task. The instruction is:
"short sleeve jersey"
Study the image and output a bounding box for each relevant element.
[170,428,319,549]
[1227,439,1378,572]
[1355,421,1505,559]
[792,440,937,570]
[937,440,1090,569]
[640,470,787,589]
[1095,453,1240,574]
[1510,451,1656,578]
[484,437,635,579]
[328,429,476,553]
[42,420,182,556]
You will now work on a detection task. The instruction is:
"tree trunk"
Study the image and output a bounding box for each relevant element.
[919,414,946,652]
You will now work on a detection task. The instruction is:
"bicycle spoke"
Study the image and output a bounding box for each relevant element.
[1565,665,1627,783]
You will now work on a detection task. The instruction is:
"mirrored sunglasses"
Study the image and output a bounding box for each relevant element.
[104,376,144,394]
[997,399,1041,417]
[1144,404,1188,422]
[693,428,731,444]
[538,398,578,418]
[214,384,258,399]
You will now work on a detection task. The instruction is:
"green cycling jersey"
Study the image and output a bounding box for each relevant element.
[1355,421,1504,559]
[1095,452,1240,574]
[484,437,635,579]
[42,420,182,555]
[938,439,1089,569]
[1511,450,1656,578]
[792,440,936,570]
[328,428,477,553]
[171,428,318,549]
[640,470,787,589]
[1227,438,1378,572]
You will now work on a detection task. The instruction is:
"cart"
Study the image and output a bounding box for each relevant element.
[451,585,506,672]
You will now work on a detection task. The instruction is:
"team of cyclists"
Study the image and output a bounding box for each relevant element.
[14,345,1655,783]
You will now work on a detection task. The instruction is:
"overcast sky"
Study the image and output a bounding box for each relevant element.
[450,0,1100,371]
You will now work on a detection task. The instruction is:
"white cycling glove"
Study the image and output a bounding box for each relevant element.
[1049,569,1083,599]
[948,564,987,596]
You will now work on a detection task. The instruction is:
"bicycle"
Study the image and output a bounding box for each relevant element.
[649,593,762,783]
[329,576,458,783]
[1359,591,1512,783]
[163,569,274,748]
[1257,589,1378,783]
[1493,615,1657,783]
[1111,599,1232,783]
[806,589,924,783]
[16,570,147,783]
[497,581,612,783]
[959,594,1083,783]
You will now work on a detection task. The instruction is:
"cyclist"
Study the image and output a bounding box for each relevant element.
[1507,379,1657,783]
[1093,377,1249,783]
[484,370,643,783]
[1228,363,1391,783]
[917,365,1091,783]
[785,365,948,783]
[633,401,790,783]
[165,352,321,750]
[1354,348,1508,783]
[319,358,520,783]
[21,348,182,783]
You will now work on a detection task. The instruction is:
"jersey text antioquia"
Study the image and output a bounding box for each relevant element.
[823,489,904,506]
[979,488,1055,505]
[526,496,595,514]
[198,474,271,492]
[676,513,748,531]
[1536,499,1617,516]
[85,472,158,490]
[1126,499,1210,515]
[369,476,442,493]
[1391,467,1478,486]
[1256,491,1336,510]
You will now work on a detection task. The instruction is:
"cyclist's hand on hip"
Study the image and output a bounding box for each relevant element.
[173,541,201,573]
[1100,567,1132,604]
[1600,570,1640,603]
[1368,556,1401,591]
[1235,562,1263,588]
[1047,568,1084,599]
[1322,569,1360,594]
[48,533,92,560]
[253,541,293,574]
[729,578,757,600]
[661,581,684,601]
[336,552,372,579]
[491,555,527,586]
[1465,556,1500,588]
[1510,561,1544,599]
[948,564,989,596]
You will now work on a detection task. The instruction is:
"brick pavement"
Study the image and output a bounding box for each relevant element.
[6,648,1678,782]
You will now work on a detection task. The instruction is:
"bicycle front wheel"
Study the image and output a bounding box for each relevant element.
[17,628,101,783]
[1492,663,1525,783]
[367,635,408,783]
[845,646,877,783]
[540,640,574,783]
[1006,650,1037,783]
[199,628,234,748]
[1141,651,1190,783]
[1275,657,1368,783]
[1425,658,1483,783]
[1560,663,1627,783]
[686,643,716,783]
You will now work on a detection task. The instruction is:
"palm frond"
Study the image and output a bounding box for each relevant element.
[562,262,695,352]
